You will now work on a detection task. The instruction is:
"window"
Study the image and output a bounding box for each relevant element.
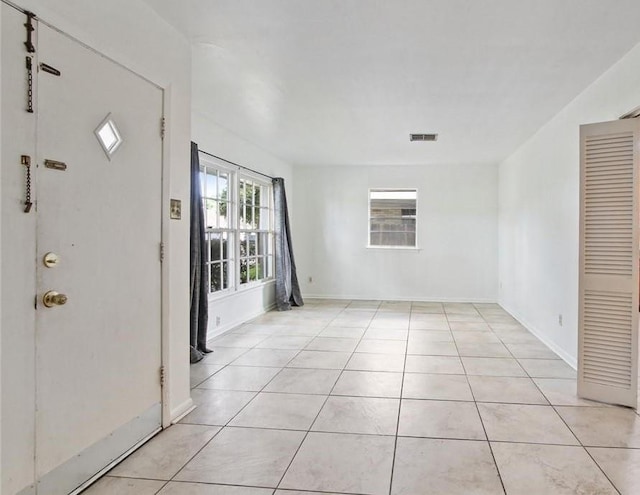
[368,189,417,248]
[202,166,234,293]
[239,178,274,285]
[200,156,274,296]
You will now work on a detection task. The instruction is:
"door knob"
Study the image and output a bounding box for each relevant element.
[43,291,68,308]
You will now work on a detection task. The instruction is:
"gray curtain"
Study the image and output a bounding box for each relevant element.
[190,142,211,362]
[273,177,304,311]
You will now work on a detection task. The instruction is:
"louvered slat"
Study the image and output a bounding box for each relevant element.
[583,133,633,275]
[582,290,633,388]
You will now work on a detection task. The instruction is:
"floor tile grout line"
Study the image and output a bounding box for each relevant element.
[215,342,317,428]
[273,301,376,491]
[153,479,170,495]
[157,476,336,493]
[547,400,623,494]
[101,474,172,493]
[184,389,603,408]
[467,303,508,495]
[193,328,272,387]
[172,324,314,484]
[477,303,621,494]
[386,303,411,495]
[157,423,225,485]
[179,413,628,446]
[105,425,640,487]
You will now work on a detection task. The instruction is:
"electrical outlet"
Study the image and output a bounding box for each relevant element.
[215,316,221,326]
[308,276,313,283]
[558,314,563,326]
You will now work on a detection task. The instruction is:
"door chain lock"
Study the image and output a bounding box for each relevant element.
[21,155,33,213]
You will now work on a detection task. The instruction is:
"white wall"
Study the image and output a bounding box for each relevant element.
[293,164,498,302]
[192,111,294,338]
[499,41,640,367]
[1,2,191,493]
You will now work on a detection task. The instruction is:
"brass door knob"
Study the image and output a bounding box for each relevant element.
[43,291,68,308]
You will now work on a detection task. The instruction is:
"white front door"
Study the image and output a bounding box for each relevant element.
[34,21,164,493]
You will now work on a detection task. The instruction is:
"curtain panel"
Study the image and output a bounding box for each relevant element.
[190,142,211,362]
[273,177,304,311]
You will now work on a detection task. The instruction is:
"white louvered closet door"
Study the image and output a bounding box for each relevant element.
[579,118,640,407]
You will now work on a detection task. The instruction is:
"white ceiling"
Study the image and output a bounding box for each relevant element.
[145,0,640,166]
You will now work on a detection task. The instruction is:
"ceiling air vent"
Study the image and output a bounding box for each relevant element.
[410,133,438,142]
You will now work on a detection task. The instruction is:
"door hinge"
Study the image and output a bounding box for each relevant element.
[160,117,166,140]
[159,242,165,262]
[159,366,166,386]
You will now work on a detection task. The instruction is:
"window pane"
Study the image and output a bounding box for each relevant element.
[267,255,274,278]
[248,233,257,256]
[255,185,262,208]
[238,203,246,229]
[259,207,270,230]
[222,233,229,260]
[218,173,228,200]
[370,218,415,233]
[239,232,247,257]
[210,233,221,262]
[370,190,417,200]
[258,233,268,257]
[249,258,257,281]
[219,201,229,228]
[403,217,416,231]
[251,207,259,229]
[379,232,412,246]
[240,259,248,284]
[205,199,217,229]
[246,182,254,206]
[210,263,221,292]
[199,170,205,198]
[222,261,229,289]
[240,204,248,229]
[257,257,265,280]
[206,171,217,199]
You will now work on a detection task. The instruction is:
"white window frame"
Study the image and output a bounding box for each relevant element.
[200,153,275,300]
[367,188,419,250]
[237,173,275,289]
[200,158,236,297]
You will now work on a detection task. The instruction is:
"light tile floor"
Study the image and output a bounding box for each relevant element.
[86,300,640,495]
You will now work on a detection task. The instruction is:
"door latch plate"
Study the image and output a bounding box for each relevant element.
[44,159,67,171]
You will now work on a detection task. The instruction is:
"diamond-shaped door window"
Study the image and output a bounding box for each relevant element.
[94,114,123,159]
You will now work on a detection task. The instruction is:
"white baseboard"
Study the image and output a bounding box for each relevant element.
[499,302,577,370]
[302,293,498,304]
[170,397,195,424]
[206,302,277,341]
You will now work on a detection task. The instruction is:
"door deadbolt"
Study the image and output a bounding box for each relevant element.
[43,291,68,308]
[43,252,60,268]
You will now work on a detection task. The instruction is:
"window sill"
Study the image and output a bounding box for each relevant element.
[366,245,421,251]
